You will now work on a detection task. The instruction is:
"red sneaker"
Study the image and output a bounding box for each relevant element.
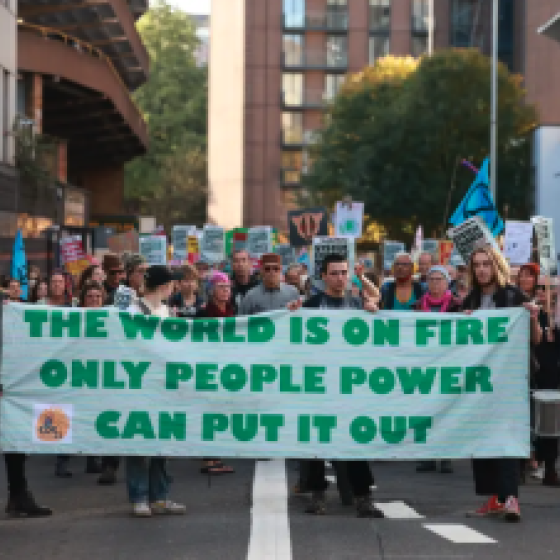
[503,496,521,522]
[467,495,504,518]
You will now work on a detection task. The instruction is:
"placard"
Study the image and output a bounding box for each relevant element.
[139,235,167,266]
[383,241,406,272]
[531,216,558,275]
[201,225,225,264]
[274,244,296,267]
[247,226,273,259]
[311,237,355,282]
[106,230,140,255]
[288,208,328,247]
[504,221,533,265]
[334,201,364,238]
[172,226,196,262]
[447,216,500,265]
[439,241,454,265]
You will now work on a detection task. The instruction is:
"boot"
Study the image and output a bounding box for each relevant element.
[6,490,52,517]
[305,491,326,515]
[85,457,102,474]
[55,456,72,478]
[97,466,117,485]
[355,494,384,519]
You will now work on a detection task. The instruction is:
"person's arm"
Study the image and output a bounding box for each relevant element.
[361,275,380,301]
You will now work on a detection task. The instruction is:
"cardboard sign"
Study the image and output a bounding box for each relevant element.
[447,216,500,265]
[172,225,196,262]
[288,208,328,247]
[60,236,90,276]
[139,235,167,265]
[201,225,225,264]
[334,201,364,238]
[311,237,355,283]
[274,244,296,267]
[439,241,454,265]
[421,239,439,257]
[532,216,558,275]
[247,226,273,259]
[504,221,533,265]
[107,230,140,255]
[383,241,406,272]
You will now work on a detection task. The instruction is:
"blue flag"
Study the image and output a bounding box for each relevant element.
[11,229,28,300]
[449,158,504,236]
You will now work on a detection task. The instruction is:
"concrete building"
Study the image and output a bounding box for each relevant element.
[0,0,149,274]
[208,0,560,231]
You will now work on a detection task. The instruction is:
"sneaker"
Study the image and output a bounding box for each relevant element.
[467,495,504,518]
[305,491,326,515]
[503,496,521,522]
[150,500,186,515]
[355,495,385,519]
[132,502,152,517]
[97,467,117,485]
[6,491,52,518]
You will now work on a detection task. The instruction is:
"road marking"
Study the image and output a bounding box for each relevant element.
[375,501,425,519]
[247,459,292,560]
[423,524,497,544]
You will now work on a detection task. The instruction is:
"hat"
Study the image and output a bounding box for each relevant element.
[261,253,282,267]
[520,262,540,278]
[144,265,181,291]
[428,265,451,283]
[123,253,146,274]
[102,253,122,272]
[208,271,230,286]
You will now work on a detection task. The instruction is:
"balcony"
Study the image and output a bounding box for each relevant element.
[282,89,334,109]
[283,11,348,32]
[282,50,348,71]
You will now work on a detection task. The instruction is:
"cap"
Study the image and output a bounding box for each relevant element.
[261,253,282,266]
[428,265,451,282]
[144,265,181,291]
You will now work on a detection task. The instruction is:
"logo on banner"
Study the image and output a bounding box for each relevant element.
[288,208,328,247]
[34,405,73,443]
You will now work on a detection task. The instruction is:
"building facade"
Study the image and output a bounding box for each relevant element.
[209,0,559,231]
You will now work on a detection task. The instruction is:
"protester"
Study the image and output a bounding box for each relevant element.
[102,253,126,305]
[518,262,540,300]
[462,244,541,522]
[123,265,186,516]
[414,265,462,475]
[7,279,22,302]
[230,249,259,310]
[78,264,105,292]
[381,253,424,310]
[284,264,302,291]
[238,254,299,315]
[123,253,147,297]
[29,278,48,303]
[418,252,437,286]
[169,264,204,318]
[45,271,70,307]
[195,271,236,475]
[288,254,382,518]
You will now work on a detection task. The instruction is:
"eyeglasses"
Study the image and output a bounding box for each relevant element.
[263,266,280,272]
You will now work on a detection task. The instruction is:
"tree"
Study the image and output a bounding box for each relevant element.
[305,50,538,241]
[125,0,208,226]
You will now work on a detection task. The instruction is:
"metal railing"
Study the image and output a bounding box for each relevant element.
[282,50,348,69]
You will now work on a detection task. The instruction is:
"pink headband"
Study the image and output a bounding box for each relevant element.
[209,271,230,285]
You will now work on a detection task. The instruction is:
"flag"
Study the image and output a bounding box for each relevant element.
[11,229,28,300]
[449,158,504,236]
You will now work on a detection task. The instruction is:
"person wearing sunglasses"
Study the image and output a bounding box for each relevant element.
[102,253,126,305]
[238,254,300,315]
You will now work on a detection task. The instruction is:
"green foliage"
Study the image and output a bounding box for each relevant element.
[305,50,538,241]
[125,0,208,227]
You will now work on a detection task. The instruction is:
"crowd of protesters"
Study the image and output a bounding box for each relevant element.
[1,244,559,523]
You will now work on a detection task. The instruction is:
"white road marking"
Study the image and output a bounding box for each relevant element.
[423,524,497,544]
[375,501,425,519]
[247,459,292,560]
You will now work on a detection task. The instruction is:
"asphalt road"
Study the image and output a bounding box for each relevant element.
[1,456,559,560]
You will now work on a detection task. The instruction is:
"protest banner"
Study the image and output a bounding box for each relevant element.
[531,216,558,275]
[383,241,406,272]
[139,235,167,265]
[247,226,273,259]
[447,216,500,264]
[288,208,328,247]
[0,306,529,459]
[504,221,533,265]
[107,230,140,255]
[438,241,454,265]
[311,237,355,283]
[201,225,225,264]
[172,226,196,263]
[274,244,296,267]
[60,236,91,276]
[334,201,364,238]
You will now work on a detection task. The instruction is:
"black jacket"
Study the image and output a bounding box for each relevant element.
[461,284,528,311]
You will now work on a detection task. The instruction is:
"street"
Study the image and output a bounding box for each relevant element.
[2,456,559,559]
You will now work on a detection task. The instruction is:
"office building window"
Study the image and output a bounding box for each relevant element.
[369,36,390,65]
[412,0,430,32]
[282,112,303,144]
[282,150,303,184]
[283,0,305,28]
[326,35,348,68]
[282,74,304,106]
[325,74,345,102]
[450,0,484,49]
[283,34,304,66]
[369,0,391,32]
[411,35,428,57]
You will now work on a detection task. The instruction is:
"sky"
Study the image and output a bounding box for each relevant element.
[167,0,211,15]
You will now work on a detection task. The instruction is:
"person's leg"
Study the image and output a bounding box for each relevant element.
[498,458,521,521]
[149,459,185,514]
[346,461,383,518]
[98,456,119,485]
[416,461,437,472]
[305,460,328,515]
[126,456,151,515]
[55,454,71,477]
[440,460,453,474]
[86,457,101,474]
[468,459,504,517]
[538,438,559,486]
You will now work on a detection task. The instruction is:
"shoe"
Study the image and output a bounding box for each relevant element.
[150,500,186,515]
[467,495,504,518]
[305,491,326,515]
[543,472,560,487]
[97,467,117,485]
[440,461,453,474]
[503,496,521,522]
[6,491,52,518]
[55,466,72,478]
[131,502,152,517]
[416,461,437,473]
[85,458,102,474]
[355,495,384,518]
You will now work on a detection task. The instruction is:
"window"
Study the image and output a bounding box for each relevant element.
[326,0,348,30]
[282,150,304,184]
[369,0,391,32]
[412,0,429,33]
[369,36,390,64]
[450,0,484,49]
[282,112,303,144]
[282,74,304,106]
[326,36,347,68]
[411,35,428,57]
[283,0,305,28]
[283,34,304,66]
[324,74,345,102]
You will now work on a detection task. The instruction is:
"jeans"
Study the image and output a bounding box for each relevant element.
[4,453,27,496]
[126,457,168,504]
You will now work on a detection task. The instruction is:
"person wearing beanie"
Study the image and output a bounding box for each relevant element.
[102,253,126,305]
[238,254,299,315]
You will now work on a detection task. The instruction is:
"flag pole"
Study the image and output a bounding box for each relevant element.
[490,0,498,200]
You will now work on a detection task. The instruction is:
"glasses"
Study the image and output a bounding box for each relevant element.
[263,266,280,272]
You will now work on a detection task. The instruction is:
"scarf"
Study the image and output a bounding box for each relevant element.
[204,300,235,318]
[420,290,453,313]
